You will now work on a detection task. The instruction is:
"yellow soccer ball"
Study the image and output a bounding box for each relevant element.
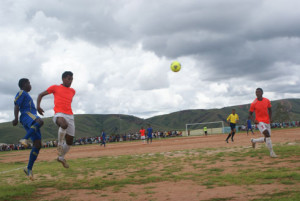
[170,61,181,72]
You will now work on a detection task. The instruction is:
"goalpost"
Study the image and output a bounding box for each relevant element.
[185,121,225,136]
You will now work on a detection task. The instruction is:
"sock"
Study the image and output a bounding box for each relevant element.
[253,137,265,143]
[265,137,274,152]
[226,133,232,141]
[27,147,40,170]
[231,132,235,139]
[58,128,67,146]
[24,122,41,139]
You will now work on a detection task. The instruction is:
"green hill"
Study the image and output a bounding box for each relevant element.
[1,98,299,144]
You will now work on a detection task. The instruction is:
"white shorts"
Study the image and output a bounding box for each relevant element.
[257,122,271,136]
[53,113,75,136]
[141,136,145,140]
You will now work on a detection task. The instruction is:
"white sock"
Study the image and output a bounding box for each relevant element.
[253,137,265,143]
[265,137,274,152]
[58,144,70,160]
[58,127,67,146]
[63,144,70,155]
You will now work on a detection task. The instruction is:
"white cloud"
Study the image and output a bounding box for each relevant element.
[1,0,300,123]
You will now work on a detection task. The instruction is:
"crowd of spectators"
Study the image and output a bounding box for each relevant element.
[239,121,300,131]
[0,130,183,151]
[4,120,299,151]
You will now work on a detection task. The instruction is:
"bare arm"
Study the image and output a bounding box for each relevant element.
[12,105,19,126]
[37,90,49,116]
[268,107,272,123]
[248,111,257,124]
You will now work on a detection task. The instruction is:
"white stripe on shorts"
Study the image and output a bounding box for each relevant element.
[257,122,271,136]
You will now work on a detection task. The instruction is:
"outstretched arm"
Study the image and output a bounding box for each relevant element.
[12,105,19,126]
[37,90,49,116]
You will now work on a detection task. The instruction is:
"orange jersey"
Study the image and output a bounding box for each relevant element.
[249,98,271,124]
[139,129,145,136]
[47,84,75,115]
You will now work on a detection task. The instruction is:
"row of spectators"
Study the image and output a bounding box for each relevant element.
[239,121,300,131]
[0,130,183,151]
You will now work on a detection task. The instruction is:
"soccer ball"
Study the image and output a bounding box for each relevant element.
[170,61,181,72]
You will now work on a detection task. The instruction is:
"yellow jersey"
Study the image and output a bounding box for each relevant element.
[227,114,239,124]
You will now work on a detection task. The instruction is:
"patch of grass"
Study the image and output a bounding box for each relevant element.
[253,190,300,201]
[0,143,299,200]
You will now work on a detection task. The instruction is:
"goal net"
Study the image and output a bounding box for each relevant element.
[185,121,225,136]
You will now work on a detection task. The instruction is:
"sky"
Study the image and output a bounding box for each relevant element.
[1,0,300,123]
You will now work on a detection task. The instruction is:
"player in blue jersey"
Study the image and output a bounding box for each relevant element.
[246,118,254,135]
[12,78,44,180]
[100,130,106,147]
[147,124,153,144]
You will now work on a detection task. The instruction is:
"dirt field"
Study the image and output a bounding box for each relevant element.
[2,128,299,164]
[2,128,300,201]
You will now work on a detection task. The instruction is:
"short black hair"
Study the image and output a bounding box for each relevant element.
[62,71,73,79]
[256,88,263,93]
[18,78,29,89]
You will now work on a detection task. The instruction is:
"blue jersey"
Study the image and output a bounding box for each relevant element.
[247,119,252,128]
[14,90,37,115]
[14,90,39,126]
[147,127,153,137]
[101,132,106,140]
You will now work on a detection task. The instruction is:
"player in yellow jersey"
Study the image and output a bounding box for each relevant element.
[225,109,239,143]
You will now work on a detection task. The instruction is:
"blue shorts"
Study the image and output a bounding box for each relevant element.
[23,124,42,142]
[21,112,41,141]
[20,112,39,128]
[230,123,236,131]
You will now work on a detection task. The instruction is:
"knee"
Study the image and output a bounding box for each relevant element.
[35,118,44,127]
[66,135,73,145]
[61,124,68,130]
[56,117,68,129]
[33,140,42,149]
[263,130,270,137]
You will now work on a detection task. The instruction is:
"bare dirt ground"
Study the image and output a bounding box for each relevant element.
[2,128,299,164]
[2,128,300,201]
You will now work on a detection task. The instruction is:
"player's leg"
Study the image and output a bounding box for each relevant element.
[261,124,276,157]
[57,134,72,168]
[20,115,44,147]
[24,118,44,139]
[24,130,42,180]
[231,126,236,142]
[225,127,233,143]
[251,123,265,148]
[57,115,75,168]
[55,116,68,156]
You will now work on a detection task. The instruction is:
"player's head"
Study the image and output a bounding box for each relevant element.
[62,71,73,87]
[232,109,236,114]
[256,88,263,99]
[18,78,31,92]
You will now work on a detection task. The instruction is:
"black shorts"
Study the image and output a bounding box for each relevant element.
[230,123,236,131]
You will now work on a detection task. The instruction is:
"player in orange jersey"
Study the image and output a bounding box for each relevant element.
[249,88,277,158]
[139,126,146,144]
[37,71,76,167]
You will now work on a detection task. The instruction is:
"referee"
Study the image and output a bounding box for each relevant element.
[226,109,239,143]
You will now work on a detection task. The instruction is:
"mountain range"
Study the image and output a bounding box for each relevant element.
[1,98,299,144]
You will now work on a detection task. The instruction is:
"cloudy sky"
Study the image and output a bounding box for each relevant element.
[1,0,300,123]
